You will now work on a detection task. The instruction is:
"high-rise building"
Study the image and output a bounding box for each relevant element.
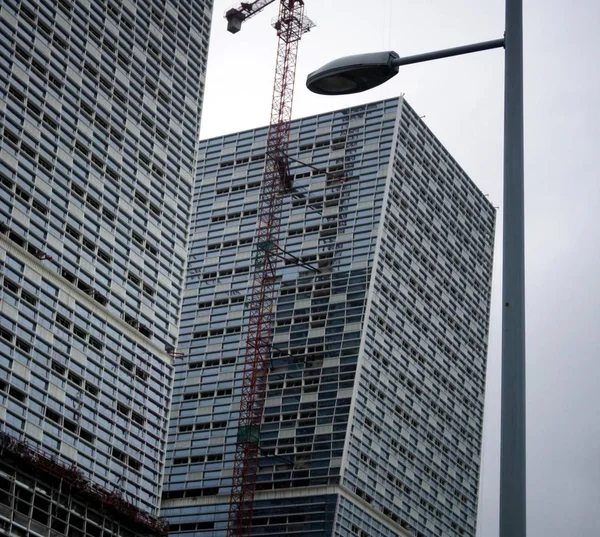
[162,97,495,537]
[0,0,212,534]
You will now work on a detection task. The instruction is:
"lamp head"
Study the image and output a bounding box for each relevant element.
[306,51,400,95]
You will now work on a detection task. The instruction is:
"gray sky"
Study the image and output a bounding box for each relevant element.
[199,1,600,535]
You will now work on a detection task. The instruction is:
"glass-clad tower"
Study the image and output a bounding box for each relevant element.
[162,97,495,537]
[0,0,212,533]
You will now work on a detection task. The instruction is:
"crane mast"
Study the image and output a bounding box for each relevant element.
[225,1,314,536]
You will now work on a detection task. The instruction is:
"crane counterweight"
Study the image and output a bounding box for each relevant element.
[225,10,244,33]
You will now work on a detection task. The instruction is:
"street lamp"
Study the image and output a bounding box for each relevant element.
[306,2,525,537]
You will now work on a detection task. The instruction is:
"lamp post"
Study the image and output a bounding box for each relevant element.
[306,2,525,537]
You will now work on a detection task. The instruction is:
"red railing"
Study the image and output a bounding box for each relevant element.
[0,432,168,536]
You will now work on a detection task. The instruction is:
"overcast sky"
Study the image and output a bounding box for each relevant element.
[198,1,600,535]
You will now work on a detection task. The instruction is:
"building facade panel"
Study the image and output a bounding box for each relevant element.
[339,101,495,537]
[163,97,494,536]
[0,0,213,518]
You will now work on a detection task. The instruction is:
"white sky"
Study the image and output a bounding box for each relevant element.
[198,1,600,536]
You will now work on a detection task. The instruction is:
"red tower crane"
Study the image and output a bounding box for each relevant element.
[224,1,314,535]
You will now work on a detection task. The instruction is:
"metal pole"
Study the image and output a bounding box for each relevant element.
[500,0,526,536]
[391,38,505,67]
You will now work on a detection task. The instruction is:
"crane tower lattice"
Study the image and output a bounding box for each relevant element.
[224,2,314,536]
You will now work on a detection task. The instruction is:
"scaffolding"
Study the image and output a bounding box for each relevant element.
[0,431,168,537]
